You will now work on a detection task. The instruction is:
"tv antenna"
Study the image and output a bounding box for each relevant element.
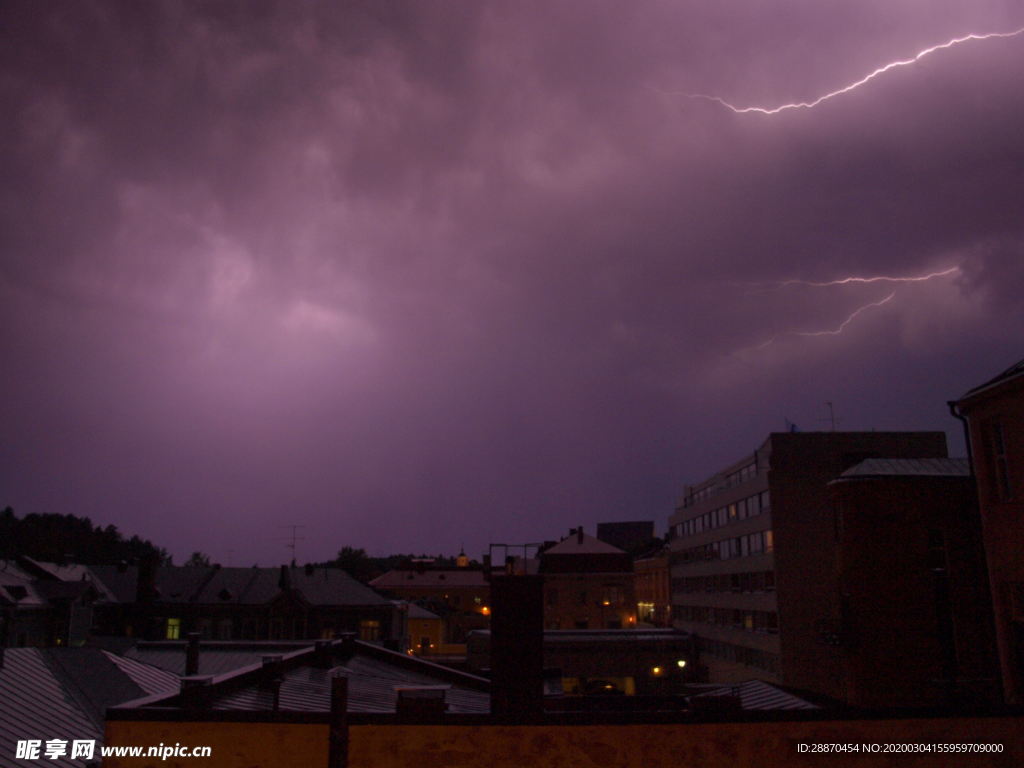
[280,525,306,564]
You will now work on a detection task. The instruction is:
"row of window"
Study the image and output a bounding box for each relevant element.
[672,570,776,594]
[699,637,781,676]
[674,490,770,538]
[676,605,779,633]
[682,462,760,508]
[546,586,625,607]
[163,617,382,641]
[672,530,774,565]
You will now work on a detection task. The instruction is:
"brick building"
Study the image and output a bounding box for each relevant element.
[953,356,1024,703]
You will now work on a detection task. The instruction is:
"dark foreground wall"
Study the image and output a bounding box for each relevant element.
[106,716,1022,767]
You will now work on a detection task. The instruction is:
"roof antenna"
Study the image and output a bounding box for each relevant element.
[280,525,306,566]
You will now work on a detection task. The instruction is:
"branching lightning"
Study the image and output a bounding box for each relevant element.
[753,291,896,350]
[776,265,960,288]
[685,26,1024,115]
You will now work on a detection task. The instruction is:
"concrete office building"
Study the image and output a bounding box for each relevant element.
[668,431,948,698]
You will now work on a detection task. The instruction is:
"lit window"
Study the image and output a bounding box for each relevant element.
[166,618,181,640]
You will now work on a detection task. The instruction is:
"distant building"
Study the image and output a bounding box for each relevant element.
[953,356,1024,704]
[539,528,635,630]
[596,521,655,554]
[87,563,401,645]
[634,546,671,627]
[667,431,949,698]
[369,562,490,645]
[827,458,999,708]
[0,558,100,647]
[466,628,698,696]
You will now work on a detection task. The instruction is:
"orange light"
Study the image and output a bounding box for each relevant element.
[480,606,490,616]
[652,666,663,676]
[601,600,611,607]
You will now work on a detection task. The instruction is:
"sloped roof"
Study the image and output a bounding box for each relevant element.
[0,649,101,767]
[688,679,819,711]
[210,655,490,714]
[544,532,622,557]
[543,532,625,556]
[960,355,1024,400]
[370,569,488,589]
[837,457,970,479]
[0,560,47,607]
[0,648,177,767]
[125,642,316,677]
[86,565,138,603]
[89,564,391,607]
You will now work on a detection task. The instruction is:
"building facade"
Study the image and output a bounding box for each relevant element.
[827,458,1000,708]
[953,356,1024,704]
[539,528,635,631]
[668,431,948,696]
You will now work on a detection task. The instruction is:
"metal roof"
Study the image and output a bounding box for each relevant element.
[837,457,970,479]
[125,642,315,677]
[689,680,819,711]
[210,655,490,714]
[0,648,175,767]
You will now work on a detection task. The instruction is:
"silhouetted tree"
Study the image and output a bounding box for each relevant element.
[0,506,168,564]
[184,551,212,567]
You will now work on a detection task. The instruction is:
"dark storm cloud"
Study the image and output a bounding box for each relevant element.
[2,1,1022,563]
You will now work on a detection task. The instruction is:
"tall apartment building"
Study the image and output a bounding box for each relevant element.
[668,431,948,696]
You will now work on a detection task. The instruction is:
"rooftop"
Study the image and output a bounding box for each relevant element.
[836,457,971,479]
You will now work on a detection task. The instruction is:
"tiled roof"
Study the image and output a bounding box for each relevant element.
[85,565,138,603]
[689,679,819,711]
[370,569,488,589]
[837,457,970,479]
[88,564,392,607]
[543,532,625,556]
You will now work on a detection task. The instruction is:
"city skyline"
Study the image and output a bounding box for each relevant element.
[2,2,1022,565]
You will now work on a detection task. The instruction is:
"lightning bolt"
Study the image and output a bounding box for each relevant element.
[776,265,960,288]
[684,26,1024,115]
[751,291,896,351]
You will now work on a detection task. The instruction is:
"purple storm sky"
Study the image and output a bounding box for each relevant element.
[2,1,1022,566]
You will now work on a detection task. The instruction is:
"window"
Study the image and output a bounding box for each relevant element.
[359,620,381,642]
[991,421,1013,499]
[760,490,771,511]
[764,529,774,552]
[748,493,760,515]
[166,618,181,640]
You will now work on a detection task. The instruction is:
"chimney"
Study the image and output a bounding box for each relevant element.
[489,573,544,716]
[179,676,213,708]
[278,565,291,591]
[185,632,201,676]
[314,639,333,668]
[577,526,584,544]
[136,555,159,604]
[338,632,357,657]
